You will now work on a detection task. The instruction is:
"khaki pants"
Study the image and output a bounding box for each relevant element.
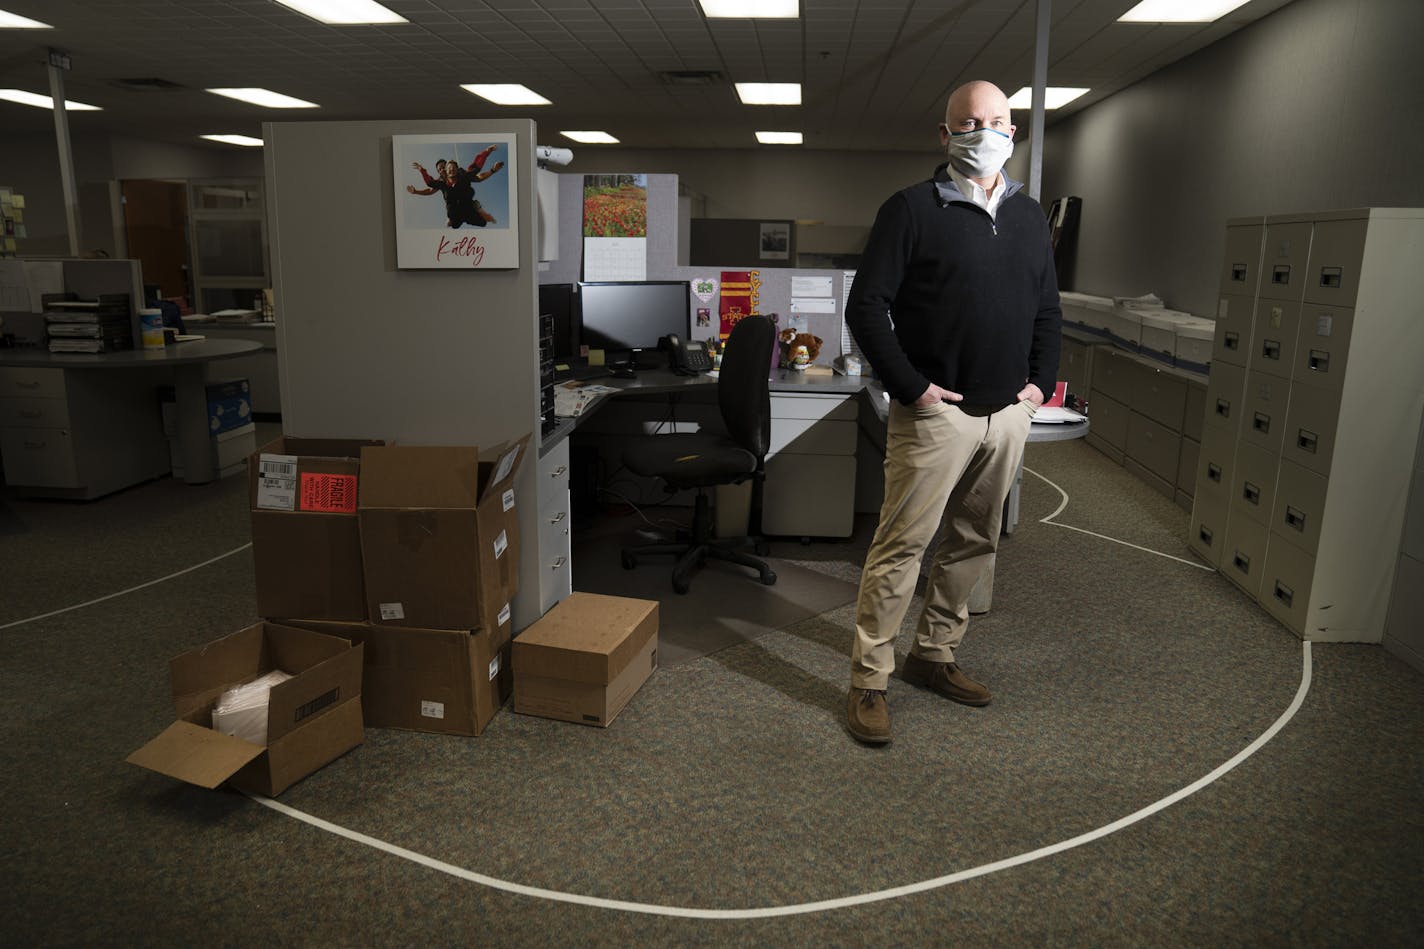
[850,398,1034,690]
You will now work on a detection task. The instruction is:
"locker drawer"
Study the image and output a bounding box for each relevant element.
[1188,491,1229,568]
[1221,514,1270,598]
[1195,423,1237,506]
[1260,536,1315,635]
[1212,294,1255,368]
[1248,299,1301,381]
[1259,219,1314,301]
[1203,361,1246,433]
[0,396,70,429]
[1090,348,1140,404]
[1086,390,1129,452]
[1230,441,1280,528]
[1271,458,1327,555]
[1292,304,1353,393]
[1280,382,1340,478]
[0,366,66,399]
[1125,410,1180,485]
[1131,366,1187,431]
[1218,222,1264,296]
[1239,372,1290,455]
[1302,217,1367,308]
[768,417,856,456]
[0,426,80,488]
[1183,382,1206,443]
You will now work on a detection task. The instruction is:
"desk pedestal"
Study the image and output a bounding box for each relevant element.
[173,363,215,484]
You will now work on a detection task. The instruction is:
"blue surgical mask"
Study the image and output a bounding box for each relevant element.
[947,128,1014,179]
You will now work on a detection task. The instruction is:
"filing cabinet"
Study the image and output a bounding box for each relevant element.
[762,392,857,538]
[534,439,572,614]
[1189,207,1424,642]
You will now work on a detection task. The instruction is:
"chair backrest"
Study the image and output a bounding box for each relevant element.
[717,315,774,460]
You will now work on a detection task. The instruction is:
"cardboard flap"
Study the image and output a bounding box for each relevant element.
[359,446,481,509]
[170,623,267,715]
[126,720,265,788]
[476,434,531,504]
[266,642,364,744]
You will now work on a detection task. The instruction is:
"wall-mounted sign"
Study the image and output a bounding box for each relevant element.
[392,133,519,269]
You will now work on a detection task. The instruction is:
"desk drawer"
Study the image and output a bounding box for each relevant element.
[770,393,858,422]
[0,396,70,429]
[1,427,79,488]
[763,453,855,537]
[1131,367,1187,432]
[538,440,571,509]
[1125,410,1180,485]
[0,367,66,399]
[768,417,856,456]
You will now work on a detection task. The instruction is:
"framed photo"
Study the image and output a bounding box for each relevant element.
[392,133,519,269]
[759,221,790,260]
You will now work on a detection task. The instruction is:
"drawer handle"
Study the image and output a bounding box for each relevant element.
[1318,266,1342,288]
[1261,339,1281,361]
[1198,524,1214,546]
[18,380,41,389]
[1285,505,1307,532]
[1230,263,1248,282]
[1297,429,1318,453]
[20,409,42,418]
[1224,331,1240,351]
[550,556,567,570]
[548,511,566,524]
[1232,551,1251,574]
[1252,412,1271,434]
[1273,580,1294,608]
[1214,398,1232,419]
[1307,349,1330,373]
[1271,264,1291,285]
[550,465,567,478]
[1207,462,1223,483]
[1242,481,1260,505]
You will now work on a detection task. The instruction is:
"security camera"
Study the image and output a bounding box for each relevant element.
[536,145,573,168]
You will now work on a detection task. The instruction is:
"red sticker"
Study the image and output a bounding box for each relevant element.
[300,472,357,513]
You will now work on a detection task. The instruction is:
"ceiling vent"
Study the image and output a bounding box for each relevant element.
[659,70,723,86]
[111,77,186,91]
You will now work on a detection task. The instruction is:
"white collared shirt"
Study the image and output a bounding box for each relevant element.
[947,166,1006,220]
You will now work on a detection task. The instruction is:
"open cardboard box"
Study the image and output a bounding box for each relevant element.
[127,621,364,797]
[358,435,530,631]
[249,436,384,622]
[513,592,659,727]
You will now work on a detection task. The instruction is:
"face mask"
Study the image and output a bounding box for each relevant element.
[947,128,1014,179]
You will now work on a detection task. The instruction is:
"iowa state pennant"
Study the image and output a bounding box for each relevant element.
[719,269,761,341]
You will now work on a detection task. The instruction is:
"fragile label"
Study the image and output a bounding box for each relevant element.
[300,472,357,512]
[497,603,511,628]
[420,700,445,720]
[255,453,298,510]
[493,444,520,485]
[493,529,508,558]
[502,488,515,512]
[488,653,501,681]
[379,602,406,621]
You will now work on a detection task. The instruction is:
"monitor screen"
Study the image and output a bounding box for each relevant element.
[577,281,690,356]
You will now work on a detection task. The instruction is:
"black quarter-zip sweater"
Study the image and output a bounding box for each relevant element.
[846,163,1062,407]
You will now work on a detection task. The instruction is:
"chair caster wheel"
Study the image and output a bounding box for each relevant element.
[761,570,777,585]
[621,552,636,570]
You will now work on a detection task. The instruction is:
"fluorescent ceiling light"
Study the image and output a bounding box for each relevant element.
[735,82,801,105]
[1007,86,1090,109]
[699,0,798,17]
[202,134,264,147]
[0,9,51,28]
[755,131,803,145]
[1118,0,1251,22]
[561,130,619,144]
[461,84,552,106]
[271,0,406,24]
[0,89,100,110]
[207,87,319,108]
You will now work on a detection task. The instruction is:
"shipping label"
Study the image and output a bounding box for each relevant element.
[378,602,406,621]
[493,529,508,558]
[256,453,299,510]
[502,488,515,512]
[420,700,445,719]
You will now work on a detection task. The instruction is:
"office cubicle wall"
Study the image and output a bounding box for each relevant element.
[264,118,542,626]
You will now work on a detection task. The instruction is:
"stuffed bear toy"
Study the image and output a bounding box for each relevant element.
[778,329,823,370]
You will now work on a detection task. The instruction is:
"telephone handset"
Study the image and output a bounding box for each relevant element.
[661,334,714,375]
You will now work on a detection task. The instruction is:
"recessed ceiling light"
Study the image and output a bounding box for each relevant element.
[461,84,552,106]
[0,9,50,28]
[1118,0,1251,22]
[1006,87,1090,109]
[561,131,619,144]
[735,83,801,105]
[0,89,100,110]
[271,0,406,24]
[202,134,264,147]
[699,0,798,17]
[755,131,803,145]
[207,87,319,108]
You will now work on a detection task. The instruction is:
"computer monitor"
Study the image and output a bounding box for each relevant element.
[576,280,690,369]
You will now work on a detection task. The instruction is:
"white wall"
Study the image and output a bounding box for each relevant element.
[1040,0,1424,315]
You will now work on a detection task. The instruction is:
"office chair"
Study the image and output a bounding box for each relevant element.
[620,315,777,595]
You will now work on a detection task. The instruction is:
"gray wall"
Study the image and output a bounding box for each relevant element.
[1041,0,1424,316]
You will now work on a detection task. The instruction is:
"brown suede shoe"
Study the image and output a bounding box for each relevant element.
[900,653,993,706]
[847,688,892,744]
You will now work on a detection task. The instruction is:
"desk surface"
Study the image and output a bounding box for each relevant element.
[0,338,262,369]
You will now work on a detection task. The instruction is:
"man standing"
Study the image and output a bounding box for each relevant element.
[844,80,1061,744]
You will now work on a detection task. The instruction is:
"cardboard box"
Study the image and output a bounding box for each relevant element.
[126,621,364,796]
[249,436,384,622]
[513,592,658,727]
[288,608,514,737]
[358,435,530,631]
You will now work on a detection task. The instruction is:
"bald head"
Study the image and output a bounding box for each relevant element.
[942,81,1013,134]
